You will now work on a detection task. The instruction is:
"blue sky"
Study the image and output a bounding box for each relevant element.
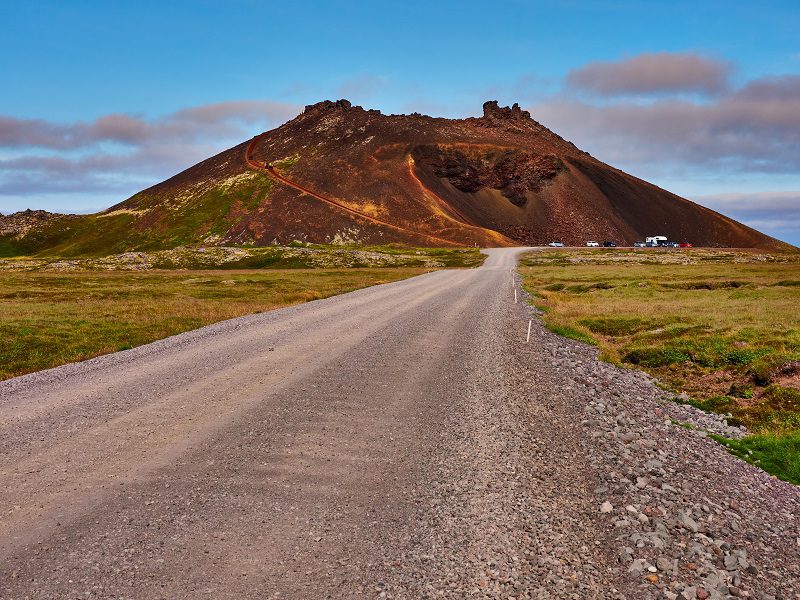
[1,0,798,244]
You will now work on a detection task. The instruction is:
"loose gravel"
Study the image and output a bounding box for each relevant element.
[0,248,797,599]
[370,272,799,599]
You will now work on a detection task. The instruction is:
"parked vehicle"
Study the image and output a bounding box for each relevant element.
[646,236,667,247]
[679,242,693,248]
[586,240,599,247]
[548,241,564,247]
[633,241,646,247]
[661,241,679,248]
[602,241,617,247]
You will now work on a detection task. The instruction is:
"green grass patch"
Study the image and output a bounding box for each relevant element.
[663,280,749,290]
[547,324,597,345]
[678,387,800,432]
[1,172,278,257]
[624,338,772,369]
[579,316,655,337]
[748,352,800,386]
[544,283,566,291]
[711,431,800,485]
[272,153,301,170]
[729,382,754,399]
[680,394,737,414]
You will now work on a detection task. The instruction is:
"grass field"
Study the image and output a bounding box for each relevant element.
[520,248,800,483]
[0,245,484,380]
[0,243,486,271]
[0,268,430,381]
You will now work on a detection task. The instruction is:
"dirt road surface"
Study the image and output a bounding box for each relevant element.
[1,248,797,599]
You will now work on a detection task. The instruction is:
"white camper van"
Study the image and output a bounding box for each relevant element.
[645,236,667,247]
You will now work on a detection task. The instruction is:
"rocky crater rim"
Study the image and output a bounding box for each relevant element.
[301,98,540,123]
[411,144,564,206]
[0,209,78,238]
[481,100,532,121]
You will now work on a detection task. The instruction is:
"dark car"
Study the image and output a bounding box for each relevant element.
[602,241,617,247]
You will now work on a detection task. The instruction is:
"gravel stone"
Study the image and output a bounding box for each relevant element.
[0,248,797,598]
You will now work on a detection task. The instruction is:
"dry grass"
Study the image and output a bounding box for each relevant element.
[520,248,800,482]
[0,268,428,380]
[521,250,800,429]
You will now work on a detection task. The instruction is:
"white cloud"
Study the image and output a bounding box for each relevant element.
[0,100,301,197]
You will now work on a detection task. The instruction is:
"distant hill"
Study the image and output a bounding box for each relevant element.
[0,100,788,256]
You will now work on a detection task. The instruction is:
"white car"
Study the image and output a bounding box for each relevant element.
[586,241,600,247]
[548,241,565,247]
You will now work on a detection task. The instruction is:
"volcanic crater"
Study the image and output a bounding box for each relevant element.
[0,99,787,256]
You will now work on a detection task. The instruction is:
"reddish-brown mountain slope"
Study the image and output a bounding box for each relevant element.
[0,100,787,256]
[192,99,784,249]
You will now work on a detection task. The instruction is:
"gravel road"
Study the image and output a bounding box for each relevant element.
[1,248,797,599]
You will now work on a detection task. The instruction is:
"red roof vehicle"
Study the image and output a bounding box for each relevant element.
[679,242,693,248]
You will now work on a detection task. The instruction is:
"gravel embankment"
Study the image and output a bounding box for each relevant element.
[370,273,799,599]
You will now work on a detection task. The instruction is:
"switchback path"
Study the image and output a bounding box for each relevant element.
[244,135,514,247]
[244,136,462,247]
[1,248,798,599]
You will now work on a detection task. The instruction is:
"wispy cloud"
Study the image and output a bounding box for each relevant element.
[0,100,301,197]
[565,52,732,97]
[519,53,800,243]
[0,142,221,195]
[531,74,800,174]
[694,191,800,245]
[0,101,299,150]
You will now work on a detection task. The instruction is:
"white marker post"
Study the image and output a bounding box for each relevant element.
[526,319,532,343]
[514,289,518,304]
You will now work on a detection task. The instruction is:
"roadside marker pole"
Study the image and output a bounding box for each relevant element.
[526,320,532,343]
[514,289,517,304]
